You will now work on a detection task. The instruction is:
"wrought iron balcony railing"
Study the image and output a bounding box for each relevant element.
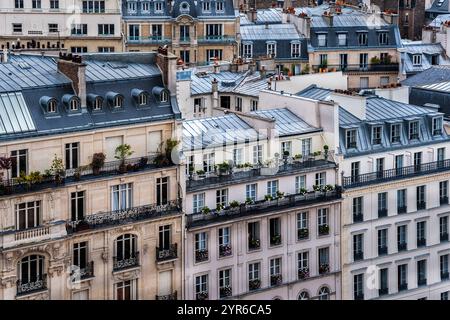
[195,249,209,263]
[156,291,177,300]
[417,201,426,210]
[127,36,172,44]
[249,279,261,291]
[270,274,282,286]
[156,244,178,262]
[68,200,181,232]
[187,189,341,228]
[343,159,450,188]
[219,244,232,257]
[378,246,388,256]
[417,238,426,248]
[113,252,140,271]
[298,267,310,280]
[397,206,407,214]
[441,271,449,280]
[219,286,232,298]
[379,287,389,296]
[197,35,236,43]
[196,291,208,300]
[16,274,47,296]
[270,234,282,246]
[378,208,388,218]
[398,242,407,252]
[71,261,94,280]
[312,63,399,73]
[353,213,363,223]
[319,263,330,275]
[297,228,309,240]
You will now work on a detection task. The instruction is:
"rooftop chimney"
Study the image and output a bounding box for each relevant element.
[155,46,178,93]
[1,48,8,63]
[248,8,257,23]
[57,53,87,109]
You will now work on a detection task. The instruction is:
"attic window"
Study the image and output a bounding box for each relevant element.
[139,93,148,105]
[408,121,419,140]
[180,1,189,13]
[114,96,124,108]
[161,91,169,103]
[48,100,57,113]
[346,129,357,149]
[413,54,422,66]
[202,1,211,12]
[70,99,79,111]
[62,94,81,112]
[93,97,102,110]
[433,117,443,135]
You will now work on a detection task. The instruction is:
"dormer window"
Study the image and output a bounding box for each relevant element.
[152,86,169,104]
[216,1,224,12]
[413,54,422,66]
[390,124,401,143]
[378,32,389,45]
[372,126,382,145]
[40,96,58,114]
[131,89,150,106]
[202,1,211,12]
[139,93,148,105]
[155,2,163,13]
[346,129,357,149]
[433,117,443,136]
[161,91,168,103]
[87,94,103,111]
[70,99,79,111]
[62,94,80,112]
[180,1,189,13]
[106,92,124,109]
[408,121,419,140]
[114,96,123,108]
[318,34,327,47]
[48,100,57,113]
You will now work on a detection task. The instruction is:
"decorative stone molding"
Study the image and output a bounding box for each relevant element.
[16,291,49,300]
[48,265,65,278]
[0,275,17,289]
[113,269,140,282]
[101,250,108,263]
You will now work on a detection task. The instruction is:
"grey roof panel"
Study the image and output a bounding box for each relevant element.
[241,23,304,40]
[0,92,36,135]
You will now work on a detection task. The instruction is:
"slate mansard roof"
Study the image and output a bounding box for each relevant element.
[402,42,450,75]
[296,86,450,157]
[239,8,283,26]
[0,53,179,142]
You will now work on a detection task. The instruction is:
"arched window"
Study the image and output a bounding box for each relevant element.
[318,286,330,300]
[114,234,138,270]
[93,97,102,110]
[17,255,46,295]
[138,93,147,105]
[48,100,57,113]
[70,99,79,111]
[298,290,309,300]
[113,96,123,108]
[160,90,168,103]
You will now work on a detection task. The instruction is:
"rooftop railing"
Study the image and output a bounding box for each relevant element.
[342,159,450,188]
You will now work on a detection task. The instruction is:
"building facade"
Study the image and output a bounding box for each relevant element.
[0,0,123,53]
[0,51,183,300]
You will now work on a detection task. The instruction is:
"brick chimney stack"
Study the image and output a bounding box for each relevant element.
[155,46,178,94]
[57,53,87,109]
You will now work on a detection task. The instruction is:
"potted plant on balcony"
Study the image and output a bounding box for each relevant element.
[50,154,65,185]
[0,156,14,194]
[201,206,210,215]
[313,151,322,157]
[298,228,309,239]
[229,200,240,211]
[249,279,261,290]
[264,194,273,202]
[324,184,334,193]
[249,238,260,249]
[298,267,310,279]
[276,191,285,200]
[299,188,308,196]
[294,154,302,162]
[91,153,106,175]
[323,145,329,159]
[217,161,231,176]
[115,144,134,173]
[195,170,206,180]
[216,203,225,214]
[220,285,232,298]
[319,263,330,274]
[319,224,330,235]
[271,234,282,246]
[313,184,323,194]
[245,197,254,206]
[139,156,148,168]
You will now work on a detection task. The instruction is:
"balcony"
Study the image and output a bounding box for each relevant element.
[196,291,208,300]
[398,242,407,252]
[418,278,427,286]
[127,36,172,45]
[156,291,177,300]
[219,286,232,298]
[318,224,330,236]
[353,213,363,223]
[397,206,407,214]
[3,223,67,250]
[187,154,335,192]
[197,35,236,44]
[71,261,94,281]
[354,251,364,261]
[179,36,190,43]
[248,238,260,251]
[186,189,341,228]
[343,159,450,188]
[249,279,261,291]
[195,249,209,263]
[270,274,282,286]
[156,244,178,262]
[440,196,449,205]
[441,232,449,242]
[113,252,140,271]
[378,208,388,218]
[398,283,408,291]
[14,226,49,241]
[379,287,389,296]
[16,274,47,296]
[312,63,399,73]
[298,268,310,280]
[319,263,330,275]
[270,234,282,246]
[297,228,309,240]
[0,156,174,197]
[68,200,181,233]
[441,271,449,280]
[417,202,426,210]
[378,246,388,256]
[417,238,426,248]
[219,244,232,257]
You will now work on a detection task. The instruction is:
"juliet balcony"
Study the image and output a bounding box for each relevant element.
[0,156,175,198]
[113,252,140,272]
[67,200,181,233]
[197,35,236,44]
[127,36,172,45]
[186,188,341,228]
[342,159,450,188]
[156,244,178,262]
[16,274,47,297]
[312,63,399,73]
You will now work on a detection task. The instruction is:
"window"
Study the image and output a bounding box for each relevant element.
[16,201,41,230]
[318,34,327,47]
[156,177,168,206]
[73,241,88,272]
[111,183,133,211]
[378,32,389,45]
[71,24,88,35]
[438,147,446,164]
[193,193,205,213]
[12,23,23,33]
[248,221,260,250]
[242,43,253,58]
[295,175,306,193]
[291,42,300,57]
[195,275,208,300]
[358,32,368,46]
[267,43,276,57]
[354,274,364,300]
[98,24,115,35]
[378,228,388,256]
[65,142,79,170]
[315,172,326,188]
[416,221,426,247]
[281,141,292,156]
[300,138,311,157]
[379,268,389,296]
[114,234,138,271]
[318,247,330,275]
[216,189,228,208]
[391,124,401,143]
[98,47,115,53]
[158,225,171,251]
[340,54,348,70]
[155,1,163,12]
[218,269,231,298]
[203,153,215,173]
[267,180,278,198]
[412,54,422,66]
[376,158,384,178]
[372,126,382,145]
[414,152,422,172]
[433,117,443,135]
[417,260,427,286]
[351,161,360,183]
[440,216,449,242]
[318,208,329,236]
[194,98,204,115]
[270,258,282,286]
[220,96,230,109]
[440,181,448,205]
[359,53,368,69]
[250,100,258,111]
[397,189,407,213]
[319,54,328,67]
[128,24,139,40]
[442,292,449,300]
[398,264,408,291]
[248,262,261,291]
[318,286,330,300]
[202,1,211,12]
[440,255,449,280]
[71,47,87,54]
[416,186,426,210]
[32,0,41,9]
[46,99,57,113]
[48,24,59,33]
[338,33,347,46]
[397,225,407,251]
[11,149,28,178]
[233,148,242,165]
[235,97,242,112]
[216,1,224,12]
[378,192,388,217]
[71,191,85,222]
[218,227,231,257]
[195,232,208,263]
[15,0,24,9]
[353,197,363,222]
[297,212,309,240]
[141,2,150,12]
[180,25,190,41]
[113,95,124,108]
[297,251,309,280]
[353,234,364,261]
[138,93,147,106]
[206,49,222,61]
[18,255,45,293]
[409,121,419,140]
[246,184,257,202]
[69,99,79,111]
[269,217,281,246]
[346,129,357,149]
[395,155,404,174]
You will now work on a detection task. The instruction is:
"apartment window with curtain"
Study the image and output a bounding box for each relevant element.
[397,189,407,213]
[416,185,426,210]
[440,181,448,205]
[297,212,309,240]
[398,264,408,291]
[156,177,169,206]
[218,227,231,257]
[266,180,279,198]
[397,225,407,252]
[416,221,426,247]
[318,208,329,236]
[71,191,85,222]
[218,269,231,298]
[195,275,208,300]
[248,221,260,250]
[195,232,208,263]
[111,183,133,211]
[378,192,388,217]
[246,184,257,202]
[295,175,306,193]
[353,234,364,261]
[354,273,364,300]
[440,216,449,242]
[352,197,363,222]
[193,193,205,213]
[269,258,282,286]
[297,251,309,279]
[417,259,427,286]
[378,228,388,256]
[248,262,261,291]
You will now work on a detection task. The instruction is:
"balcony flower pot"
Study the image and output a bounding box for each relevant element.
[298,267,310,279]
[220,286,232,298]
[298,228,309,239]
[319,224,329,235]
[249,279,261,291]
[271,235,282,246]
[264,194,273,202]
[201,206,210,215]
[319,263,330,274]
[91,153,106,175]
